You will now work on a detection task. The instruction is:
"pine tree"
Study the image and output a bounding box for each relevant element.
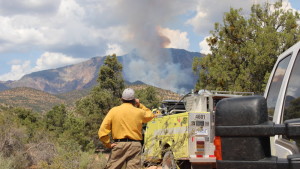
[75,54,125,149]
[193,1,300,93]
[97,54,125,98]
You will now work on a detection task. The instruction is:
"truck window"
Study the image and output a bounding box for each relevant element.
[283,50,300,148]
[266,54,291,118]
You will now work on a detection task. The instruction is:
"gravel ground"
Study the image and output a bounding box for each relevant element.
[104,153,162,169]
[146,166,162,169]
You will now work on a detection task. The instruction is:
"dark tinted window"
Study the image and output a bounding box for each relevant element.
[283,51,300,148]
[266,55,291,117]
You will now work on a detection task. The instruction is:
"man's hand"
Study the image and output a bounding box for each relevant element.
[135,99,140,107]
[110,143,117,148]
[154,113,160,117]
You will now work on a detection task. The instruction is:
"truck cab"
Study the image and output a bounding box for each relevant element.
[215,41,300,168]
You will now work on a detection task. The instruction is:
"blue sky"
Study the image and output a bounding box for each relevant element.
[0,0,299,82]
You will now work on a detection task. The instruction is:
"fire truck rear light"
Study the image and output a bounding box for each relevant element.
[209,155,215,157]
[214,136,222,160]
[196,155,203,158]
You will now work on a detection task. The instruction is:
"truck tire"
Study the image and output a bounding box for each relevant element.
[162,151,177,169]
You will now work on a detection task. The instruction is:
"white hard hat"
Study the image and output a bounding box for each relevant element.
[122,88,135,100]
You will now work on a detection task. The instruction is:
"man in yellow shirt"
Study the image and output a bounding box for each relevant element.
[98,88,155,169]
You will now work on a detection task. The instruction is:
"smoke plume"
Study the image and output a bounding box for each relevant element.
[115,0,196,93]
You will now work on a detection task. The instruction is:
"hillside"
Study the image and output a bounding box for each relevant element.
[58,83,182,106]
[129,84,181,100]
[56,88,91,107]
[0,84,181,113]
[0,87,65,113]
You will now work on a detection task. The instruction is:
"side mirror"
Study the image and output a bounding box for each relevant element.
[215,96,300,169]
[215,96,271,161]
[285,118,300,139]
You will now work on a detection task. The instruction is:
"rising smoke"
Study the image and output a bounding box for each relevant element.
[115,0,196,93]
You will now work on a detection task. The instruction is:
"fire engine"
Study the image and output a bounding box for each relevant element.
[143,90,254,169]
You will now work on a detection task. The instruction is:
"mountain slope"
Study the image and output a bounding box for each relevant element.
[2,48,202,94]
[5,57,104,94]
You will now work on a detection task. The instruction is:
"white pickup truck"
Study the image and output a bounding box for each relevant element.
[215,41,300,168]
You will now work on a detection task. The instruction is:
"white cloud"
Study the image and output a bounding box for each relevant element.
[57,0,85,19]
[0,61,32,81]
[158,27,190,50]
[0,0,128,56]
[105,43,126,56]
[33,52,87,71]
[0,16,44,52]
[199,37,211,55]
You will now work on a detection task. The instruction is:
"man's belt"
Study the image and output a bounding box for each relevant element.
[113,138,141,142]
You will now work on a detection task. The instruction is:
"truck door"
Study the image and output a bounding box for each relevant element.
[279,49,300,155]
[266,43,300,157]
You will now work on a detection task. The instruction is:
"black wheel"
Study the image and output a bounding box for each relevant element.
[162,151,177,169]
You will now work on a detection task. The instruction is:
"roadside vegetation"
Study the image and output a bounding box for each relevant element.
[0,54,160,169]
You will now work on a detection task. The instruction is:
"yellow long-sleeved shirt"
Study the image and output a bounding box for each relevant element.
[98,103,155,148]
